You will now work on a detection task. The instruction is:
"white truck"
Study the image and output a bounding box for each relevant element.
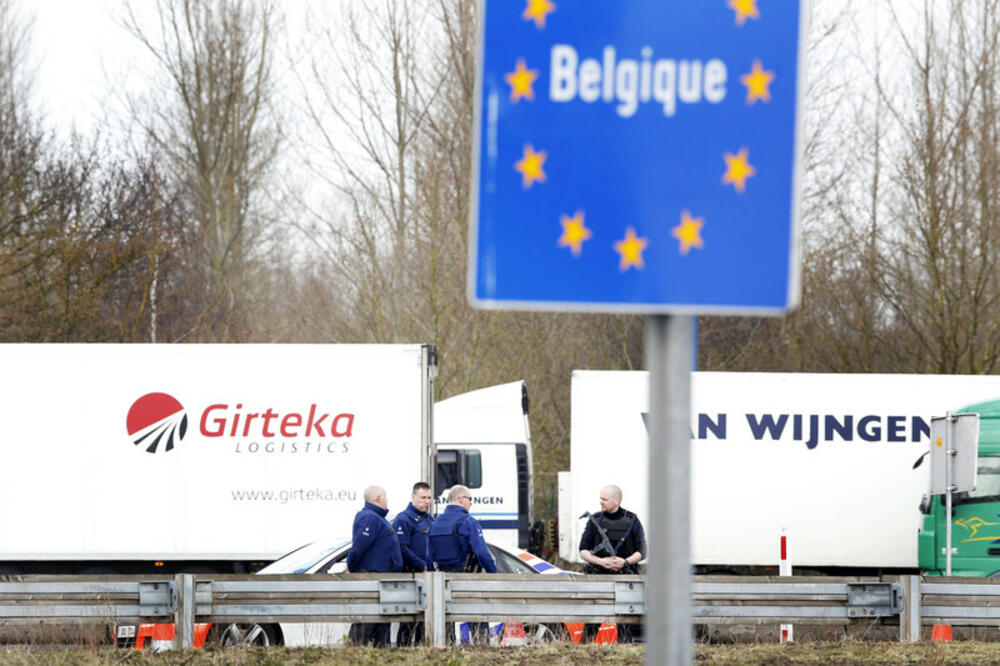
[559,370,1000,573]
[434,380,533,547]
[0,344,531,574]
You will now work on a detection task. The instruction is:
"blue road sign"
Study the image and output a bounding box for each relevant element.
[470,1,806,313]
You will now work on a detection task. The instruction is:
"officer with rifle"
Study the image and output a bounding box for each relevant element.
[427,485,497,642]
[579,484,646,643]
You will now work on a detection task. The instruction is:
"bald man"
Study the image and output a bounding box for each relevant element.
[346,485,402,647]
[347,486,402,573]
[579,485,645,574]
[426,485,497,574]
[578,484,645,643]
[426,485,497,643]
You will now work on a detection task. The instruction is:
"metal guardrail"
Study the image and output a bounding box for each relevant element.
[900,575,1000,641]
[0,577,176,623]
[0,572,921,648]
[204,575,425,621]
[693,576,903,624]
[184,573,425,647]
[424,573,645,646]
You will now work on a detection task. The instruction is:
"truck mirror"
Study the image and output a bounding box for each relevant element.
[918,494,931,515]
[913,451,929,469]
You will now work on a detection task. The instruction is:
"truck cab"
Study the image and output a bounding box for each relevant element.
[919,399,1000,576]
[433,381,533,552]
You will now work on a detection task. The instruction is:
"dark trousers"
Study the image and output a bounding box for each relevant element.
[582,565,642,644]
[347,622,390,647]
[462,622,491,644]
[396,621,424,646]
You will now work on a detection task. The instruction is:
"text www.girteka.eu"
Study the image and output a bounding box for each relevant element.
[231,488,357,504]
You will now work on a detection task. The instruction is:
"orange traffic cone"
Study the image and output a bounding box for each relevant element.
[565,623,584,644]
[931,624,953,642]
[501,621,528,646]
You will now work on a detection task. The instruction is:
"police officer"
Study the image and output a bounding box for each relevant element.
[427,485,497,643]
[346,485,402,647]
[392,481,434,646]
[579,484,646,643]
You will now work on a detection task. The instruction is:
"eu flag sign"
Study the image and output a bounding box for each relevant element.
[470,1,806,314]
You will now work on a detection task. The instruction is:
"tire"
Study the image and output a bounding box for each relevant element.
[215,622,280,648]
[527,623,570,643]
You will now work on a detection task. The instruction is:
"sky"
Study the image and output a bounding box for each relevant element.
[28,0,328,141]
[31,0,131,137]
[25,1,877,143]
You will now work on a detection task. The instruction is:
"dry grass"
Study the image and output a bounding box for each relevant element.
[1,642,1000,665]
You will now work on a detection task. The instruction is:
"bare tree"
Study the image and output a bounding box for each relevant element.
[286,0,649,518]
[0,0,49,334]
[701,0,1000,377]
[122,0,282,341]
[875,0,1000,373]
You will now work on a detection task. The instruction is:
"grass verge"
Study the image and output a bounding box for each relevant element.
[1,642,998,665]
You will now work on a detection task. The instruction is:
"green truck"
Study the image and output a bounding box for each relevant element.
[919,400,1000,576]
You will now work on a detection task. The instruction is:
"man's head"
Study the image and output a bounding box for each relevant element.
[599,485,623,514]
[364,485,388,510]
[411,482,432,512]
[448,484,473,509]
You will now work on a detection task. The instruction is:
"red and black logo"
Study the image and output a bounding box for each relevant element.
[126,393,188,454]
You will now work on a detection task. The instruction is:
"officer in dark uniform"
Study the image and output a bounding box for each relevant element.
[578,484,646,644]
[392,481,434,645]
[427,485,497,643]
[346,485,402,647]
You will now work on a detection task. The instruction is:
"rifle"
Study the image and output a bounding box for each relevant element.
[580,512,633,573]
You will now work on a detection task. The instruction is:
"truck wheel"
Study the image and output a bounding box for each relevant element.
[216,622,280,648]
[527,622,569,643]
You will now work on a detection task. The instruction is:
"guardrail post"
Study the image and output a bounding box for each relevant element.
[424,570,446,648]
[900,575,921,643]
[173,574,195,649]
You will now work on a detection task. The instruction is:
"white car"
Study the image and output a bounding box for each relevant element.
[117,538,572,650]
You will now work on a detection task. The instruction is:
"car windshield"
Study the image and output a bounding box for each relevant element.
[488,545,537,574]
[258,540,350,574]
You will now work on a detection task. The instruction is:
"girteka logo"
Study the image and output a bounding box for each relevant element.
[126,392,188,453]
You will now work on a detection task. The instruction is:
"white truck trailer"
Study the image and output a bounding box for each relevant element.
[559,371,1000,573]
[0,344,530,574]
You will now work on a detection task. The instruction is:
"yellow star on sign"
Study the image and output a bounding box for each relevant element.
[722,147,756,193]
[614,226,648,271]
[728,0,760,26]
[522,0,556,29]
[741,60,775,105]
[672,210,705,256]
[505,58,539,103]
[515,144,547,188]
[558,210,591,256]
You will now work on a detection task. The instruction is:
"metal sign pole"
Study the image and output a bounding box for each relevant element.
[945,411,954,576]
[645,314,693,666]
